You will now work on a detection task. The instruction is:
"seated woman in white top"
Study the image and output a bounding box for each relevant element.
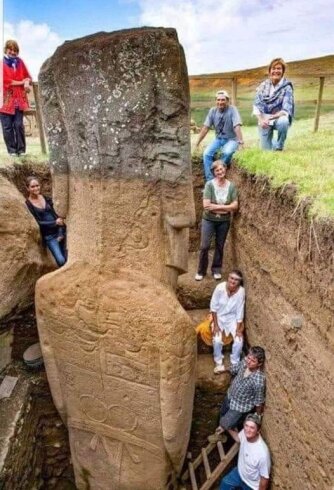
[210,269,245,373]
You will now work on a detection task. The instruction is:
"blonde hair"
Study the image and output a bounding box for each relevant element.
[4,39,19,54]
[268,57,286,75]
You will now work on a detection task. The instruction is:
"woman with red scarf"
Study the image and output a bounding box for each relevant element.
[0,39,32,156]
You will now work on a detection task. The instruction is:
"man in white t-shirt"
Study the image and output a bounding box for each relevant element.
[219,413,271,490]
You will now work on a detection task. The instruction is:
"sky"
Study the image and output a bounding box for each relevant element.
[3,0,334,80]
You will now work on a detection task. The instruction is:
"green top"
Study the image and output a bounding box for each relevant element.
[203,179,238,222]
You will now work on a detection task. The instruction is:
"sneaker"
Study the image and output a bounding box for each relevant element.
[213,364,225,374]
[213,272,222,280]
[207,432,227,444]
[195,273,204,281]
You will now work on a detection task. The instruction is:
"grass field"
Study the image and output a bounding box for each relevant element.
[0,136,47,167]
[191,82,334,127]
[190,55,334,127]
[1,58,333,220]
[192,111,334,218]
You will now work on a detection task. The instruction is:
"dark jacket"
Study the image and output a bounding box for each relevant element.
[25,196,65,240]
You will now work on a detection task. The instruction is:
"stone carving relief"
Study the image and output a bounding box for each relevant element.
[36,28,196,489]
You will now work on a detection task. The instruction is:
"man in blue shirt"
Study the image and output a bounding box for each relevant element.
[195,90,244,181]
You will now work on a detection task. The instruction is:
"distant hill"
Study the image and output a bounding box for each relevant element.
[189,55,334,90]
[189,55,334,126]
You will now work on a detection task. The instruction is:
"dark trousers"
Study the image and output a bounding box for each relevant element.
[0,109,26,155]
[197,219,230,275]
[219,395,244,429]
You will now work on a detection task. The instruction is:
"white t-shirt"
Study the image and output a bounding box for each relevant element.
[212,179,231,204]
[210,282,245,337]
[238,430,271,490]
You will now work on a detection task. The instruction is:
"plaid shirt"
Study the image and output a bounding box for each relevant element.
[228,359,266,412]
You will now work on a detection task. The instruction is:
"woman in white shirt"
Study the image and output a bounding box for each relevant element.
[210,269,245,373]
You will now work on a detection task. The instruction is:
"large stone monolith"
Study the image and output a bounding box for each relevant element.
[36,28,196,489]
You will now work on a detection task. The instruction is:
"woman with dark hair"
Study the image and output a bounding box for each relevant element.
[210,269,245,374]
[195,160,238,281]
[25,177,67,267]
[253,57,294,151]
[0,39,32,156]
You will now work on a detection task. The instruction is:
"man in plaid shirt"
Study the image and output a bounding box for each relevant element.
[209,346,266,442]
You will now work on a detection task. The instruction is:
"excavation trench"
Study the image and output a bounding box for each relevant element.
[0,160,333,490]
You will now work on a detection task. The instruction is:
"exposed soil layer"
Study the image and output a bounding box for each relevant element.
[184,161,334,490]
[0,306,39,361]
[228,166,334,490]
[0,161,51,199]
[180,158,334,489]
[0,363,75,489]
[1,159,333,489]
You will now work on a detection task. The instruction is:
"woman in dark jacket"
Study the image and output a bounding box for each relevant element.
[25,176,67,267]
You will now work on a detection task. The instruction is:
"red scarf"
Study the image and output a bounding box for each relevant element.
[1,57,31,114]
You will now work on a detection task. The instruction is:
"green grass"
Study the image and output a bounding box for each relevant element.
[2,114,333,219]
[0,136,48,167]
[191,101,334,127]
[191,80,334,127]
[192,112,334,219]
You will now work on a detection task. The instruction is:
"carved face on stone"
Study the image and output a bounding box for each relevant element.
[39,28,195,286]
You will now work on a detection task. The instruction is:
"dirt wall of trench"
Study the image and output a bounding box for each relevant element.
[225,166,334,490]
[1,159,333,489]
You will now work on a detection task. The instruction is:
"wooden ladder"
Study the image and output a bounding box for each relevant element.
[181,440,239,490]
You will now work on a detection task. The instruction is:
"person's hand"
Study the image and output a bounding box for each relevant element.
[212,325,220,337]
[205,203,218,211]
[24,80,30,93]
[56,217,65,226]
[235,330,243,339]
[238,142,245,150]
[56,236,64,242]
[259,119,270,129]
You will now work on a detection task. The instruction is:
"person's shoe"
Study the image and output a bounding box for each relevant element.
[8,153,17,157]
[213,272,222,280]
[207,431,227,444]
[213,364,225,374]
[195,273,204,281]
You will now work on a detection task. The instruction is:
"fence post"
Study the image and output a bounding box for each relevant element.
[313,76,325,132]
[32,82,47,154]
[231,77,238,106]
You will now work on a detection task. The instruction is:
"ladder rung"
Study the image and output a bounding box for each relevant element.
[217,441,225,460]
[188,462,199,490]
[201,448,212,478]
[182,442,216,481]
[199,442,240,490]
